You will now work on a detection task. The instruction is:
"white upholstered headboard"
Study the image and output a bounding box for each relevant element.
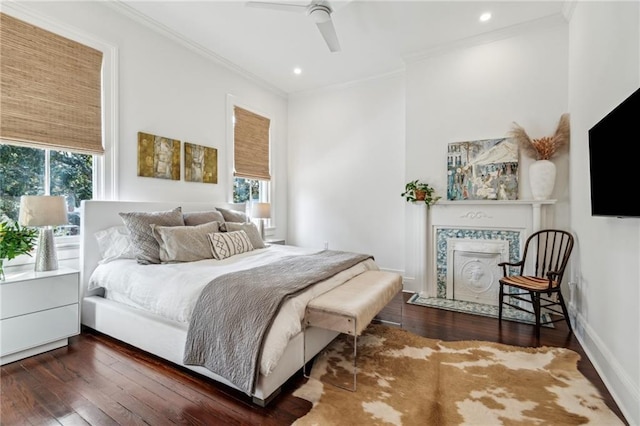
[80,200,245,298]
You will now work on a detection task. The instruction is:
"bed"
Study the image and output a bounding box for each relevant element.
[79,200,381,406]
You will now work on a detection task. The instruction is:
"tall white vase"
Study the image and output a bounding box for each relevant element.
[529,159,556,200]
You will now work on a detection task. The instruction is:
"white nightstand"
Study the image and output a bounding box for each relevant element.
[265,239,285,245]
[0,267,80,365]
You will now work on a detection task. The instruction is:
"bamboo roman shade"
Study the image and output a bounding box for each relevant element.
[234,106,271,181]
[0,13,104,155]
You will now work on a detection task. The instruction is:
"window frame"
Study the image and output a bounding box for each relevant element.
[226,95,275,234]
[1,3,118,264]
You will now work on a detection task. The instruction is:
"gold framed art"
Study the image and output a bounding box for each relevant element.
[137,132,181,180]
[184,142,218,184]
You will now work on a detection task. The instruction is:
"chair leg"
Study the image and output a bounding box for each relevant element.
[498,283,504,322]
[531,291,541,340]
[557,292,573,333]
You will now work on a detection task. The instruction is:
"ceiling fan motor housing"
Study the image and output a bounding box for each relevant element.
[308,5,332,23]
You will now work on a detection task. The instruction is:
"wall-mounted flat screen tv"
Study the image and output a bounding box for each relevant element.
[588,87,640,218]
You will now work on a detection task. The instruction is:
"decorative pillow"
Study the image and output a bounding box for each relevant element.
[119,207,185,264]
[224,222,266,249]
[215,207,248,223]
[94,225,135,263]
[208,230,254,260]
[183,210,225,226]
[151,221,220,263]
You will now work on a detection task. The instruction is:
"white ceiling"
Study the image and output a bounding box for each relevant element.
[115,0,566,95]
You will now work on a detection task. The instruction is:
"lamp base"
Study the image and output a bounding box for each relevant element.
[35,228,58,272]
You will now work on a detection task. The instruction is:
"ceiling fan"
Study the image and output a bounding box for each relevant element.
[246,1,341,52]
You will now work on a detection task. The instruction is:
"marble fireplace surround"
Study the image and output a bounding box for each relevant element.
[421,200,555,299]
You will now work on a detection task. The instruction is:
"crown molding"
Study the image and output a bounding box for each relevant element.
[562,0,578,22]
[105,1,287,99]
[404,13,568,64]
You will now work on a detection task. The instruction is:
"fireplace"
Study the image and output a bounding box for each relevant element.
[422,200,555,300]
[446,238,509,305]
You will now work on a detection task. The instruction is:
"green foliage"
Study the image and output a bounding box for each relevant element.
[401,179,441,207]
[0,145,44,220]
[0,144,92,222]
[0,220,38,261]
[50,150,93,206]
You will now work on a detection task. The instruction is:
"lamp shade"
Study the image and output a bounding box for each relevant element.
[251,202,271,219]
[19,195,68,227]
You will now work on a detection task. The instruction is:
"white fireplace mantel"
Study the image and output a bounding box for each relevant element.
[420,199,556,297]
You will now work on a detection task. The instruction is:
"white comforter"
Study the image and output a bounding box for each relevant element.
[88,245,377,375]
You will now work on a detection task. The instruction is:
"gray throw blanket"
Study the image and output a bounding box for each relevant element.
[183,250,373,395]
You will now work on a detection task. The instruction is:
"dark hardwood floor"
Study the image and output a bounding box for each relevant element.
[1,293,627,425]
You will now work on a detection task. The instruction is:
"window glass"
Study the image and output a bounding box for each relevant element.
[233,177,260,203]
[0,145,44,220]
[0,144,92,236]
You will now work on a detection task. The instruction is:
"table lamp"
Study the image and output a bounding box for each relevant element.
[250,202,271,240]
[19,195,68,272]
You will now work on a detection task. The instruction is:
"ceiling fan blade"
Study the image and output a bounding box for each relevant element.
[245,1,308,13]
[316,19,341,52]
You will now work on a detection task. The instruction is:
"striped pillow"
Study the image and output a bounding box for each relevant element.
[208,230,254,260]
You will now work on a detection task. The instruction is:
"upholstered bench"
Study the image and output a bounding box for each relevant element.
[303,270,403,390]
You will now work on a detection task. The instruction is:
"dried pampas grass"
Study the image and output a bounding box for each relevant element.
[509,113,570,160]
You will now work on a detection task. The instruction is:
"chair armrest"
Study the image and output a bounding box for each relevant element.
[498,260,523,267]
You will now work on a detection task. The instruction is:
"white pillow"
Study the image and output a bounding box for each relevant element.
[208,230,254,260]
[151,221,220,263]
[94,226,135,263]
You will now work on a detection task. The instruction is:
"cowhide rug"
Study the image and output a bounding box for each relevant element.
[292,324,623,425]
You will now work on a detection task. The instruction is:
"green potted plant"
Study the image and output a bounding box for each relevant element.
[401,180,441,207]
[0,219,38,280]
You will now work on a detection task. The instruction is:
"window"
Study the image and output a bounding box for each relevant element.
[0,145,92,237]
[0,11,112,245]
[232,105,271,205]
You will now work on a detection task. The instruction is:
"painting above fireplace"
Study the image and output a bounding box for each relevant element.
[447,138,518,201]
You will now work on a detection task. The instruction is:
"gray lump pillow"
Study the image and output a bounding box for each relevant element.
[151,221,219,263]
[119,207,185,264]
[183,210,225,226]
[224,222,266,249]
[215,207,248,223]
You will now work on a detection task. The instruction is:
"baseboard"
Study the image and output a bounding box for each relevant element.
[571,309,639,425]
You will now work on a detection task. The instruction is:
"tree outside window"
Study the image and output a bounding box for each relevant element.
[233,177,260,203]
[0,144,93,236]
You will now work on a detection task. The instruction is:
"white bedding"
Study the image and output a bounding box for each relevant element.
[88,244,378,375]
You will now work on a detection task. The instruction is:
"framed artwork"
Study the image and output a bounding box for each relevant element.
[184,142,218,184]
[447,138,518,200]
[137,132,180,180]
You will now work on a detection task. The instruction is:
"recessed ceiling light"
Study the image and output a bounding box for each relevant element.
[480,12,492,22]
[293,67,302,75]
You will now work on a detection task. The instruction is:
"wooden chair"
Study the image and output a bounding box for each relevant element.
[498,229,574,338]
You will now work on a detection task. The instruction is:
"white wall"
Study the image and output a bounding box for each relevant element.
[568,2,639,424]
[8,1,638,422]
[288,73,405,274]
[404,19,570,292]
[10,1,289,240]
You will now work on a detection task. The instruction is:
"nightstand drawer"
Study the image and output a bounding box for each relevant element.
[0,304,79,357]
[0,272,78,320]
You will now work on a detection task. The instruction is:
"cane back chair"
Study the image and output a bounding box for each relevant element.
[498,229,574,338]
